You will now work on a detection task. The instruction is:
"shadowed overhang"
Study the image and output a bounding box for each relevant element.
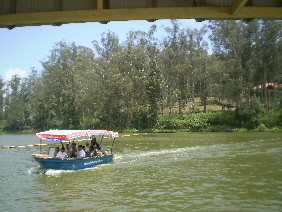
[1,0,282,29]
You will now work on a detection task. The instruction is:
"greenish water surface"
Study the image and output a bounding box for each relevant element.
[0,132,281,211]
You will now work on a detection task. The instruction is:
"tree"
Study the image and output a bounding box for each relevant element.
[0,77,4,120]
[160,20,190,114]
[40,41,96,129]
[255,20,282,109]
[146,59,161,127]
[209,20,246,106]
[1,20,281,132]
[4,75,26,130]
[190,27,209,112]
[235,96,265,128]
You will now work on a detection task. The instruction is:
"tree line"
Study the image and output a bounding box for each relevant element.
[0,20,282,132]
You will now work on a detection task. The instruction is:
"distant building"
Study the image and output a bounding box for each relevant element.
[257,83,279,90]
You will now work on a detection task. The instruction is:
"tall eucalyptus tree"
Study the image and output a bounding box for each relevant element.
[146,58,161,127]
[160,20,209,114]
[255,20,282,109]
[209,20,247,106]
[4,74,26,130]
[0,77,4,120]
[188,27,209,112]
[241,20,260,106]
[160,20,188,114]
[40,41,96,129]
[119,30,154,127]
[93,27,160,128]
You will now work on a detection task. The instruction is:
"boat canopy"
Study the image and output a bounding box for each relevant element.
[36,130,119,141]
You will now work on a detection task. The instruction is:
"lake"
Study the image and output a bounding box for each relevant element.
[0,132,282,212]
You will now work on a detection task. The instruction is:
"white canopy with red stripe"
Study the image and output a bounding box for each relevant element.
[36,130,119,141]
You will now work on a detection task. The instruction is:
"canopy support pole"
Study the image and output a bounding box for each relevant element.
[40,139,42,154]
[111,137,115,154]
[100,135,104,148]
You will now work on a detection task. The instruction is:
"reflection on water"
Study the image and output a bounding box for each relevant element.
[0,132,282,211]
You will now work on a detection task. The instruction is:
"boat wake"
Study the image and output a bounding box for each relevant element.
[45,169,75,175]
[112,146,199,166]
[28,167,47,175]
[28,146,200,174]
[28,166,74,175]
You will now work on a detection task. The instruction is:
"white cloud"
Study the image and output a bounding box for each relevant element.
[3,67,28,82]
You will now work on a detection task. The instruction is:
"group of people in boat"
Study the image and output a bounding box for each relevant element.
[54,138,108,159]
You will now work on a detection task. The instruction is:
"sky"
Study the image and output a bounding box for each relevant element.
[0,19,208,82]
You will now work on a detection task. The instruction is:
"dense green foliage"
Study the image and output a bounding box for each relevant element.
[0,20,282,132]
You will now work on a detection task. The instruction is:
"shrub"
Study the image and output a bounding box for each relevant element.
[122,128,138,133]
[153,129,177,133]
[232,128,248,132]
[180,114,209,132]
[131,107,149,129]
[155,114,209,132]
[0,120,8,132]
[207,111,237,126]
[258,124,267,132]
[260,101,282,128]
[235,97,266,129]
[155,115,180,130]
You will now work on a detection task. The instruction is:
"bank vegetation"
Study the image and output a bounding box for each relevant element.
[0,20,282,133]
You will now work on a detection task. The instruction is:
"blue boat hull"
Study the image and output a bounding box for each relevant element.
[33,155,114,171]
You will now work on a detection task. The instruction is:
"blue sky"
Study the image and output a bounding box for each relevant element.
[0,19,208,82]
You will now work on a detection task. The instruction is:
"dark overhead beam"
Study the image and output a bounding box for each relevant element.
[1,6,282,28]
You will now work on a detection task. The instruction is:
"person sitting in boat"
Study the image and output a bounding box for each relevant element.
[82,145,86,153]
[86,146,95,157]
[90,137,96,146]
[54,147,60,157]
[85,142,90,153]
[102,150,108,156]
[77,145,86,158]
[56,147,67,159]
[91,138,101,150]
[93,146,99,156]
[97,150,103,157]
[70,143,77,158]
[94,146,103,157]
[65,144,71,157]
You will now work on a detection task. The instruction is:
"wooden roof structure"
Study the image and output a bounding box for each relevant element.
[1,0,282,29]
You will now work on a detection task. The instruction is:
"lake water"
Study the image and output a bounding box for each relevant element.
[0,132,281,212]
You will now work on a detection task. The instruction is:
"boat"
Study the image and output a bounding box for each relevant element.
[32,129,118,172]
[2,146,16,149]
